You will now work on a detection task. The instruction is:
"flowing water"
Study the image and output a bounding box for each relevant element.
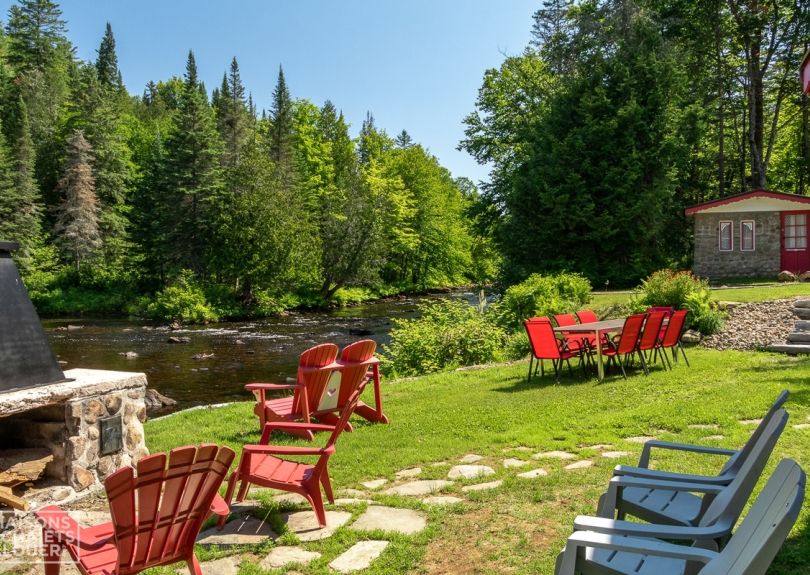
[44,291,477,410]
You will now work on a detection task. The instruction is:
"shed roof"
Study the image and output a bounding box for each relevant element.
[684,189,810,216]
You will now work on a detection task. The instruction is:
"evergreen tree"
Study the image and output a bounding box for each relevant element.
[395,129,413,149]
[358,112,392,164]
[53,129,102,274]
[214,57,248,168]
[268,65,294,165]
[95,22,121,90]
[5,0,67,72]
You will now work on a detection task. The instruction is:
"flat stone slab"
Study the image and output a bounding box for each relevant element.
[793,423,810,430]
[273,493,308,505]
[517,468,548,479]
[738,419,762,425]
[184,555,243,575]
[460,454,483,463]
[687,424,719,430]
[422,495,464,505]
[332,498,373,505]
[623,436,655,444]
[329,541,389,573]
[361,478,388,490]
[341,488,367,497]
[383,479,454,496]
[705,435,725,440]
[260,546,321,569]
[767,343,810,354]
[533,450,576,459]
[197,515,276,545]
[395,467,422,479]
[461,480,503,492]
[447,465,495,479]
[503,458,529,468]
[349,505,426,535]
[601,451,631,459]
[281,510,352,541]
[431,461,449,466]
[564,460,593,470]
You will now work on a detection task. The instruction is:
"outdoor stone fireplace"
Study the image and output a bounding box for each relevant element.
[0,368,149,493]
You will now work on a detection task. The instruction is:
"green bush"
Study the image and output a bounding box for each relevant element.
[493,272,592,330]
[684,288,725,335]
[145,271,219,324]
[635,269,725,335]
[503,330,531,361]
[381,299,506,377]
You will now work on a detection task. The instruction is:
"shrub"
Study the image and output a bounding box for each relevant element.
[381,299,506,377]
[145,271,219,324]
[636,269,725,335]
[684,288,725,335]
[493,272,592,330]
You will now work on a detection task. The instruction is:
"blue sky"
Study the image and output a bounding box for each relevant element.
[1,0,538,184]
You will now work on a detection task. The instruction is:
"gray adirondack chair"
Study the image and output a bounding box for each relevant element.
[584,409,787,550]
[613,391,789,486]
[555,458,805,575]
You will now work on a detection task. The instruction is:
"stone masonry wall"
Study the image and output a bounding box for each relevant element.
[693,211,780,279]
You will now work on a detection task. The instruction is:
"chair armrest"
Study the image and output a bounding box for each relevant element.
[35,506,112,549]
[263,421,336,434]
[245,382,300,392]
[572,515,726,543]
[612,465,732,485]
[243,444,329,457]
[210,494,229,517]
[556,531,716,575]
[598,475,724,517]
[638,440,736,467]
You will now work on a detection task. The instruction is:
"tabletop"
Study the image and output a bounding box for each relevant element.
[552,319,626,332]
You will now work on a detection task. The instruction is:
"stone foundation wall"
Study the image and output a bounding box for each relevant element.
[693,211,780,279]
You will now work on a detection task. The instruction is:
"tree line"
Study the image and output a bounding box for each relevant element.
[0,0,490,317]
[461,0,809,285]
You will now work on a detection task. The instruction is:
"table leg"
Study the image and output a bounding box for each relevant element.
[596,329,604,381]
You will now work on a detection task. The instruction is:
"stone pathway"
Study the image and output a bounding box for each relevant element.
[260,547,321,569]
[361,478,388,490]
[350,506,426,535]
[395,467,422,479]
[422,495,463,505]
[705,435,725,440]
[688,424,719,430]
[533,450,576,459]
[383,479,453,496]
[461,480,503,492]
[601,451,630,459]
[503,458,529,468]
[739,419,762,425]
[564,460,593,470]
[198,515,276,545]
[282,510,352,542]
[447,465,495,479]
[330,541,390,573]
[460,454,483,463]
[517,468,548,478]
[623,436,655,443]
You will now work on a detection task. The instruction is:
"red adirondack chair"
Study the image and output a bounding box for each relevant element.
[636,310,667,374]
[601,313,646,379]
[524,318,584,382]
[221,361,370,528]
[658,309,690,368]
[36,445,234,575]
[247,343,339,440]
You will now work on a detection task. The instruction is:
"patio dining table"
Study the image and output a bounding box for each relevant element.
[553,318,626,382]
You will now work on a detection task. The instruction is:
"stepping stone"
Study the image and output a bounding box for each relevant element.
[332,498,373,505]
[281,510,352,542]
[533,450,576,460]
[183,555,243,575]
[342,488,367,497]
[623,436,655,444]
[395,467,422,479]
[503,458,529,468]
[260,547,321,569]
[229,499,261,512]
[688,424,719,430]
[793,423,810,430]
[350,506,427,535]
[273,493,308,505]
[461,480,503,492]
[422,495,463,506]
[361,479,388,490]
[738,419,762,426]
[517,468,548,479]
[460,454,483,463]
[582,444,613,450]
[447,465,495,480]
[197,515,276,545]
[383,480,454,496]
[329,541,389,573]
[705,435,725,440]
[601,451,631,459]
[432,461,449,467]
[564,460,593,470]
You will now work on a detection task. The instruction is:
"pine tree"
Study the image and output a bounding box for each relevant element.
[358,112,391,164]
[95,22,122,90]
[214,57,248,168]
[5,0,68,72]
[395,129,413,149]
[268,65,293,165]
[54,130,102,274]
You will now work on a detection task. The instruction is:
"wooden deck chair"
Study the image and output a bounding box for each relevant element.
[221,369,369,529]
[581,409,788,550]
[612,390,789,485]
[555,458,805,575]
[247,343,339,440]
[36,445,234,575]
[310,339,388,428]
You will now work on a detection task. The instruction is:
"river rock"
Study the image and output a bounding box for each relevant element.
[118,351,139,359]
[680,330,701,344]
[701,299,794,351]
[144,389,177,410]
[778,270,797,282]
[167,336,191,344]
[192,353,214,360]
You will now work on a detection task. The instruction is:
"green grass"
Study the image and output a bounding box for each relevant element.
[144,349,810,574]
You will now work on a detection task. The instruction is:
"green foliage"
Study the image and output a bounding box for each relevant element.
[494,272,592,330]
[684,289,725,335]
[635,269,725,335]
[145,270,219,323]
[381,299,506,377]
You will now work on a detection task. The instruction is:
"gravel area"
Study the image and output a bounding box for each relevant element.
[701,299,795,351]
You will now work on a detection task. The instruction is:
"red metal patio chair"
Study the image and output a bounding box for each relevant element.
[657,309,690,368]
[554,313,589,358]
[636,311,668,374]
[576,310,599,323]
[600,313,647,379]
[36,445,234,575]
[220,356,372,528]
[524,318,584,382]
[646,305,673,341]
[247,343,339,440]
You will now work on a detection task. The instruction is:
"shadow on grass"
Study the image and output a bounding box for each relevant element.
[772,513,810,575]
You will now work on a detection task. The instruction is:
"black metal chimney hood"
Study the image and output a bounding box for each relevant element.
[0,241,69,391]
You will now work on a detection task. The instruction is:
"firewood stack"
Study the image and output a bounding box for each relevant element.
[0,449,53,510]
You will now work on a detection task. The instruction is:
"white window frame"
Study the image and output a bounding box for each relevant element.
[784,214,807,252]
[718,220,733,252]
[740,220,755,251]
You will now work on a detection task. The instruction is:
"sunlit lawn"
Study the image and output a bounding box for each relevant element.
[145,348,810,574]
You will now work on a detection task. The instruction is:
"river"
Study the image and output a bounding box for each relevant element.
[44,291,477,410]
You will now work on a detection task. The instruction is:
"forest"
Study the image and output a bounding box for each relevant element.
[0,0,807,321]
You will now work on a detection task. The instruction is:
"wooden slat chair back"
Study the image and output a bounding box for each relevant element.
[36,445,234,575]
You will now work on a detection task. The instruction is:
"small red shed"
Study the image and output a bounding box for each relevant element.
[686,189,810,279]
[803,49,810,94]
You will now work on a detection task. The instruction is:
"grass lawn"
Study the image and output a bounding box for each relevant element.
[145,348,810,574]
